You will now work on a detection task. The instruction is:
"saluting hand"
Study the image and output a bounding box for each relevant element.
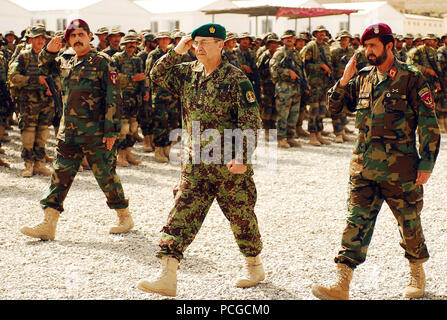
[174,35,193,55]
[340,53,357,87]
[47,36,64,53]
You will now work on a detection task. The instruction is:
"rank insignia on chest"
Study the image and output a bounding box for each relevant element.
[110,71,118,85]
[418,87,435,109]
[246,91,256,103]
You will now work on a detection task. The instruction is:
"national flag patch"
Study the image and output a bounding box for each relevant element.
[418,87,435,109]
[110,71,118,85]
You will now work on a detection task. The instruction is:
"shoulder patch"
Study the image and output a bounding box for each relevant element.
[238,79,258,107]
[418,86,435,110]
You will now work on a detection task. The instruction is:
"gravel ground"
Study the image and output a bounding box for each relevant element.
[0,118,446,301]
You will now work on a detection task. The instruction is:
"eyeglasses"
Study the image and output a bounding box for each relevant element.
[192,39,219,48]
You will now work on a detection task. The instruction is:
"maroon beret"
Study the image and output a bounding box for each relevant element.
[360,23,393,45]
[64,19,90,41]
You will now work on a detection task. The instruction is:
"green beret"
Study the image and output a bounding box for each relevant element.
[191,23,226,40]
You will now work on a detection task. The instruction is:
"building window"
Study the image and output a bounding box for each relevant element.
[150,21,158,33]
[57,18,67,31]
[168,20,180,31]
[262,19,272,33]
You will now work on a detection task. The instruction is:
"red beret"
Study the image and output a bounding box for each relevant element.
[64,19,90,41]
[361,23,393,45]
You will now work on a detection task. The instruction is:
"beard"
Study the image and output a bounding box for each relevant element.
[367,49,387,66]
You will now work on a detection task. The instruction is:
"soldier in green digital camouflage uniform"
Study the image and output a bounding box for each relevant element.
[111,33,145,166]
[300,25,332,146]
[137,23,264,297]
[102,27,124,58]
[145,31,176,163]
[406,34,443,131]
[222,31,240,68]
[312,23,440,300]
[236,32,261,103]
[330,30,355,144]
[0,50,12,168]
[8,25,54,177]
[256,33,280,141]
[95,27,109,52]
[437,33,447,133]
[269,30,304,148]
[137,32,157,152]
[394,34,406,62]
[20,19,133,241]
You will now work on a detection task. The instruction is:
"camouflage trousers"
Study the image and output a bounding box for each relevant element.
[139,98,153,136]
[308,101,327,133]
[118,117,138,150]
[331,111,349,134]
[40,135,129,213]
[152,93,179,147]
[157,164,263,261]
[18,90,54,161]
[334,174,428,269]
[275,90,301,139]
[260,82,277,121]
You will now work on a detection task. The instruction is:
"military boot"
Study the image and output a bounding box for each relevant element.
[296,125,310,137]
[20,207,60,241]
[154,147,168,163]
[287,138,302,148]
[143,135,153,152]
[0,157,10,168]
[335,133,344,143]
[309,133,321,146]
[404,262,426,299]
[342,130,354,142]
[277,138,290,148]
[109,207,134,234]
[33,161,52,176]
[45,154,55,163]
[117,149,129,167]
[317,131,331,145]
[126,147,142,165]
[344,125,355,134]
[163,145,171,159]
[236,255,265,288]
[137,256,179,296]
[312,263,353,300]
[22,161,34,177]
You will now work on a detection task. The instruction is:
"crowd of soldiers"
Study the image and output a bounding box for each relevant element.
[1,23,446,174]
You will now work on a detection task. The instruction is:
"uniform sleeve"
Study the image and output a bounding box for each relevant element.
[100,59,122,138]
[406,49,427,75]
[149,49,186,96]
[8,53,30,88]
[300,45,321,75]
[235,78,262,164]
[410,74,441,172]
[327,77,358,115]
[269,50,291,82]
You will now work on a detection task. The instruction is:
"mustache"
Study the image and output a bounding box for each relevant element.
[73,42,83,46]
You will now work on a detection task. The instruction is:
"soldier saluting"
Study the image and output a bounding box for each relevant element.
[312,23,440,300]
[20,19,134,241]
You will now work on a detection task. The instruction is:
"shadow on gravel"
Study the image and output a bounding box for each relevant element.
[422,292,447,300]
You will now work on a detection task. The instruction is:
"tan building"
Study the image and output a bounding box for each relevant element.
[403,13,444,35]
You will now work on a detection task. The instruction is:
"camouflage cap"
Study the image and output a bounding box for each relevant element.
[224,31,238,42]
[414,33,423,41]
[441,33,447,41]
[238,32,252,40]
[396,34,404,41]
[265,33,280,43]
[280,29,296,39]
[107,27,124,38]
[335,30,352,41]
[312,25,329,37]
[28,25,47,38]
[55,30,65,38]
[95,27,109,35]
[45,30,55,39]
[422,33,437,41]
[143,32,156,42]
[120,33,140,44]
[404,33,414,39]
[5,30,18,39]
[173,31,186,39]
[352,33,361,40]
[296,34,308,41]
[154,31,172,40]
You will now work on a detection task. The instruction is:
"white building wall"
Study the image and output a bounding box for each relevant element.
[0,0,33,35]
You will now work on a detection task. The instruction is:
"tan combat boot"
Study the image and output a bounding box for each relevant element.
[342,130,354,142]
[277,138,290,148]
[317,131,331,145]
[287,138,302,148]
[20,207,60,241]
[296,125,310,137]
[137,256,179,296]
[116,149,129,167]
[126,147,142,165]
[236,255,265,288]
[0,157,10,168]
[33,161,53,176]
[154,147,169,163]
[404,262,426,299]
[22,161,34,177]
[163,145,171,159]
[312,263,353,300]
[143,135,153,152]
[309,133,321,146]
[109,207,134,234]
[335,133,344,143]
[344,126,355,134]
